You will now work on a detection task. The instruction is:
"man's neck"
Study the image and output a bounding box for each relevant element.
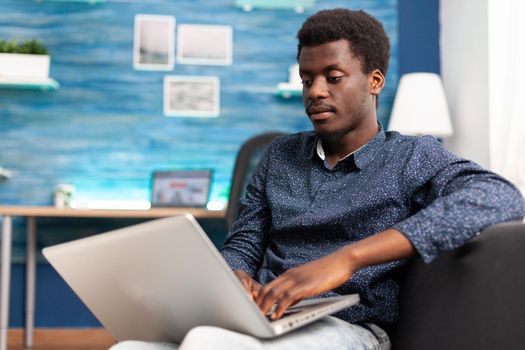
[323,121,379,168]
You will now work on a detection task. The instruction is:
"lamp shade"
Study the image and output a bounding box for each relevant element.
[388,73,453,138]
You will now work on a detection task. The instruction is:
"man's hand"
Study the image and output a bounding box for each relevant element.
[234,270,262,300]
[255,249,355,320]
[254,228,415,320]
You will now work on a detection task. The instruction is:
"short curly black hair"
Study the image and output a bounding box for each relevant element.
[297,8,390,76]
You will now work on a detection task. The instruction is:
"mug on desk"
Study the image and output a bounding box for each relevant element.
[54,184,75,208]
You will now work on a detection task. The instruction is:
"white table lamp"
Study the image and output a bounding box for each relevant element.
[387,72,453,138]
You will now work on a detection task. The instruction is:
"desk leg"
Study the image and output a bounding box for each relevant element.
[0,216,12,350]
[25,217,36,348]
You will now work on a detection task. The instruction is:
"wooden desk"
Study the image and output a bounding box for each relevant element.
[0,206,225,350]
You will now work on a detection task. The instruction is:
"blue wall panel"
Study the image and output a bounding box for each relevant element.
[0,0,398,207]
[398,0,440,74]
[1,0,398,260]
[0,0,399,326]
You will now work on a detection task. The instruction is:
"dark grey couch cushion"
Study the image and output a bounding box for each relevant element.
[392,222,525,350]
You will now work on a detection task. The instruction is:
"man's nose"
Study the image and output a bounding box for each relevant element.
[307,78,329,100]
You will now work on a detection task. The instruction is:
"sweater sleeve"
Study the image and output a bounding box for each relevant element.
[393,136,525,263]
[221,145,273,277]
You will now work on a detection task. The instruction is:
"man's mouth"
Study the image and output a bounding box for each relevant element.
[306,104,336,121]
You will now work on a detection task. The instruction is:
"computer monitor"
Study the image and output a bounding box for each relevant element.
[150,170,212,208]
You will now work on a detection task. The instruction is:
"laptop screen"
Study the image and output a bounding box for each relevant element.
[150,170,212,207]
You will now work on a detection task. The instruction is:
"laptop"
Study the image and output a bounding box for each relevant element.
[150,170,212,208]
[42,214,360,343]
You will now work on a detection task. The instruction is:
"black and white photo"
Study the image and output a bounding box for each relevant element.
[133,14,175,70]
[163,75,220,117]
[177,24,232,65]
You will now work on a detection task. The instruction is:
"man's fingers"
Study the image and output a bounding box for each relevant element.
[275,283,308,319]
[251,282,262,299]
[240,279,251,291]
[272,303,293,320]
[234,270,260,299]
[238,278,253,296]
[256,285,279,314]
[256,279,295,314]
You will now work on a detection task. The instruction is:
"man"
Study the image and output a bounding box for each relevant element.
[112,8,525,350]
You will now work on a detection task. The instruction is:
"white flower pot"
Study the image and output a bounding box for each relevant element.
[0,53,50,79]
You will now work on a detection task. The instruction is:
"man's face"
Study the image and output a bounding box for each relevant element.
[299,39,383,141]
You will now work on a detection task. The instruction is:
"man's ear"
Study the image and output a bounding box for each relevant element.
[369,69,385,95]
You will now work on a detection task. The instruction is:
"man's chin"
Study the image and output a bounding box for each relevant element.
[315,129,349,143]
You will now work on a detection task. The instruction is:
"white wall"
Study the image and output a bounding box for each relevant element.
[440,0,490,168]
[441,0,525,194]
[487,0,525,194]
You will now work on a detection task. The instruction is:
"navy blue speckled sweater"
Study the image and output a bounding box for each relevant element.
[221,126,525,328]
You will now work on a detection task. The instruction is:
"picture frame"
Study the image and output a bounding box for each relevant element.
[133,14,175,71]
[176,24,233,66]
[163,75,220,117]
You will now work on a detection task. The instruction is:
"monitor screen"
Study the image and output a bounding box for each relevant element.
[151,170,212,207]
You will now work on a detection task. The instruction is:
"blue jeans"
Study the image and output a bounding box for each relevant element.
[109,316,391,350]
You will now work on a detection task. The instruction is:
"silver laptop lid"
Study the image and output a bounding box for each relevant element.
[43,215,273,343]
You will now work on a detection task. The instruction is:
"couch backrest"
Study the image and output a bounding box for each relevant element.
[391,222,525,350]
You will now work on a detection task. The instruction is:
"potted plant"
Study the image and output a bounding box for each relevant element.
[0,39,51,80]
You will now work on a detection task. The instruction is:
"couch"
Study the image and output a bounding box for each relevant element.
[392,221,525,349]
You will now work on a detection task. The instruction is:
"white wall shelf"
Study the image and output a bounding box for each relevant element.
[36,0,106,3]
[235,0,314,12]
[275,82,302,99]
[0,77,59,91]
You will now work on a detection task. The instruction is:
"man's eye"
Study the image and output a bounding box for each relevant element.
[301,80,312,87]
[327,76,342,83]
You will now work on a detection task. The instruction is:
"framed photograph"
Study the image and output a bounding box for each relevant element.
[163,75,220,117]
[150,170,212,207]
[177,24,233,66]
[133,14,175,70]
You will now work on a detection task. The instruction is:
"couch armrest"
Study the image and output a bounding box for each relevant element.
[392,222,525,350]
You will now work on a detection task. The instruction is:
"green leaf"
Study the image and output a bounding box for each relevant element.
[0,38,49,55]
